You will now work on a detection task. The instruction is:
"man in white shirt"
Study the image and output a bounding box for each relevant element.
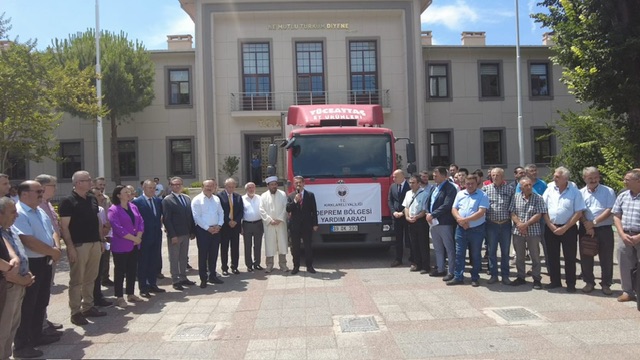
[191,179,224,288]
[259,176,289,273]
[242,182,263,272]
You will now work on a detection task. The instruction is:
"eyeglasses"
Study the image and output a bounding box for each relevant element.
[171,183,183,187]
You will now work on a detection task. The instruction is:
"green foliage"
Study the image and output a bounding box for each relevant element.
[533,0,640,164]
[189,181,203,188]
[50,29,155,184]
[0,16,101,173]
[220,156,240,179]
[549,109,632,192]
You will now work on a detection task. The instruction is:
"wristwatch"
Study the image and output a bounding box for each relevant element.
[593,219,598,226]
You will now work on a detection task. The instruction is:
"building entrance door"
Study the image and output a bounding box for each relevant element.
[245,134,282,185]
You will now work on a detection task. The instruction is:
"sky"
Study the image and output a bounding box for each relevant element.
[3,0,550,50]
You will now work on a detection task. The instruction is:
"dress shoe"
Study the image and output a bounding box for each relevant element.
[390,260,402,267]
[501,277,512,285]
[70,313,88,326]
[582,283,594,293]
[446,278,464,286]
[232,269,240,275]
[47,320,63,329]
[247,266,254,272]
[544,283,562,290]
[101,279,115,287]
[265,266,273,273]
[442,274,454,282]
[42,327,63,337]
[200,281,207,289]
[140,291,152,298]
[149,286,166,293]
[81,307,107,317]
[181,279,196,286]
[172,283,185,291]
[186,263,193,270]
[409,265,419,272]
[12,346,43,359]
[602,285,613,296]
[291,267,300,275]
[471,280,480,287]
[208,277,224,284]
[429,270,446,277]
[307,267,317,274]
[617,292,636,302]
[566,286,577,293]
[533,280,542,290]
[419,269,429,274]
[222,270,230,276]
[280,266,290,272]
[127,294,144,302]
[487,276,499,284]
[116,297,128,308]
[254,264,264,270]
[95,298,113,307]
[511,277,527,286]
[156,273,165,279]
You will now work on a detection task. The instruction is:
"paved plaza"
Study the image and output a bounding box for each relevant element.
[41,234,640,359]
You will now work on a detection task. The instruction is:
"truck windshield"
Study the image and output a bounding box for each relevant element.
[291,134,393,178]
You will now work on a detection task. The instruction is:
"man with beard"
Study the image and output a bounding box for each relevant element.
[260,176,289,273]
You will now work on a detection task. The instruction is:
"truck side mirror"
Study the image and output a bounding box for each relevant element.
[268,144,278,166]
[406,143,416,164]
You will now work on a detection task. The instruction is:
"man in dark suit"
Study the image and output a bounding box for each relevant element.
[218,178,244,275]
[132,179,165,297]
[162,177,196,290]
[425,166,458,280]
[286,176,319,274]
[388,169,410,267]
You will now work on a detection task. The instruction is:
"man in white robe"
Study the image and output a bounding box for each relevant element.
[259,176,289,272]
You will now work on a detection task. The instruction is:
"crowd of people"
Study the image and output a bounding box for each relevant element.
[1,163,639,358]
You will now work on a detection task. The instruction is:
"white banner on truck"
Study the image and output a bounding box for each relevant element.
[305,183,381,224]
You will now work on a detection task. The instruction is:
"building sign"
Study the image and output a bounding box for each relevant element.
[268,23,349,30]
[306,183,381,224]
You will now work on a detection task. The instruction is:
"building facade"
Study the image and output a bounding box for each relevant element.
[15,0,584,194]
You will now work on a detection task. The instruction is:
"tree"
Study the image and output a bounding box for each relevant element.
[0,14,101,174]
[51,29,155,184]
[533,0,640,164]
[549,109,632,192]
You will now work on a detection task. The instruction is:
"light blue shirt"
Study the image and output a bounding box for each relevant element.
[3,227,29,276]
[430,181,446,212]
[516,178,548,195]
[402,189,427,217]
[580,184,616,226]
[542,184,586,225]
[13,202,55,258]
[453,189,490,228]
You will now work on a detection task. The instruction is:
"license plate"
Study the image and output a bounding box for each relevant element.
[331,225,358,232]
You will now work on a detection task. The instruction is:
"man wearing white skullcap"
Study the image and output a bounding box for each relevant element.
[259,177,289,272]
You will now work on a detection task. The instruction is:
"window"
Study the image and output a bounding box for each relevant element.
[426,62,450,100]
[481,129,505,166]
[479,62,502,98]
[428,130,453,167]
[295,42,325,105]
[529,62,552,98]
[241,42,272,110]
[168,138,194,177]
[167,68,191,106]
[118,139,137,178]
[4,153,26,180]
[59,141,82,179]
[532,128,555,164]
[348,40,379,104]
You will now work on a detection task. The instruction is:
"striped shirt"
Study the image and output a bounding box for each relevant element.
[612,190,640,232]
[509,192,547,236]
[484,182,515,222]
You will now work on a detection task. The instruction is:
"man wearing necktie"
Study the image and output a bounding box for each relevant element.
[388,169,410,267]
[286,176,319,274]
[218,178,244,275]
[132,180,165,297]
[162,177,196,290]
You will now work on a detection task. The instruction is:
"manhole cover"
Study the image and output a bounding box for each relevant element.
[339,316,380,333]
[484,307,544,325]
[169,323,216,342]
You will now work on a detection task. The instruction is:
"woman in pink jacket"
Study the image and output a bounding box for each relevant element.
[108,185,145,307]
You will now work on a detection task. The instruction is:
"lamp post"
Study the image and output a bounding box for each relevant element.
[95,0,105,177]
[515,0,525,167]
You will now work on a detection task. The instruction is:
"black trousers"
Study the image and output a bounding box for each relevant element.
[0,277,6,315]
[14,257,52,350]
[546,224,578,287]
[242,221,264,268]
[195,227,220,281]
[113,247,139,298]
[580,225,615,287]
[393,217,410,262]
[220,225,240,271]
[408,220,430,270]
[99,248,111,281]
[291,227,313,268]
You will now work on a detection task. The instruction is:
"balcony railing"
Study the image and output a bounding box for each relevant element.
[230,90,390,111]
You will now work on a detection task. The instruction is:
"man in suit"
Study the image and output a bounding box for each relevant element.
[425,166,458,280]
[388,169,410,267]
[162,177,196,290]
[132,179,165,297]
[218,178,244,275]
[286,176,319,274]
